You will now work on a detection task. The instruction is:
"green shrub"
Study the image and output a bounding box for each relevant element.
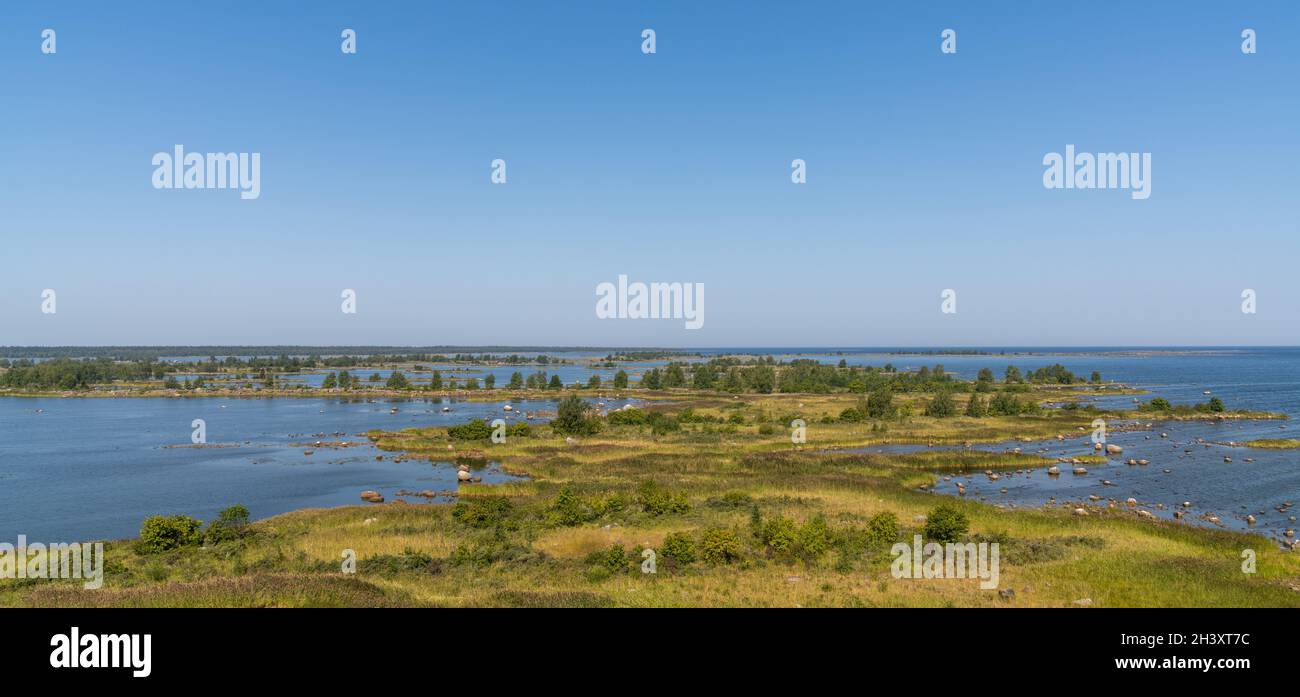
[798,514,831,559]
[507,422,532,438]
[553,395,601,436]
[647,412,680,436]
[757,423,775,435]
[359,549,440,576]
[139,514,204,553]
[760,516,799,557]
[549,486,597,526]
[204,504,250,544]
[637,482,690,516]
[923,503,969,543]
[865,511,899,547]
[705,492,754,510]
[698,528,743,565]
[447,419,493,440]
[607,407,647,426]
[452,497,514,528]
[660,532,696,567]
[585,544,628,574]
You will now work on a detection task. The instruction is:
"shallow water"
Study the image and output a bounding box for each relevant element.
[846,418,1299,544]
[0,395,635,541]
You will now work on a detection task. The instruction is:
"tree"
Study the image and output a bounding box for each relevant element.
[977,368,994,384]
[338,370,352,390]
[989,391,1023,416]
[1090,371,1102,384]
[642,369,663,390]
[1004,366,1022,384]
[507,371,523,389]
[924,390,957,417]
[1207,397,1225,413]
[613,370,628,389]
[548,374,563,389]
[866,385,895,418]
[587,374,601,389]
[663,365,687,388]
[385,372,410,389]
[964,394,986,417]
[321,372,338,389]
[428,371,443,390]
[484,373,496,389]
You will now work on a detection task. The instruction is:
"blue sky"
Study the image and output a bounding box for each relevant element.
[1,1,1297,347]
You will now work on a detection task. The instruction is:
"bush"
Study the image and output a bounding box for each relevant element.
[698,528,743,565]
[553,395,601,436]
[607,407,647,426]
[139,514,204,553]
[204,504,250,544]
[359,549,440,576]
[798,514,831,559]
[507,421,532,438]
[923,503,969,543]
[865,511,900,547]
[638,482,690,516]
[585,544,628,574]
[1148,397,1172,411]
[660,532,696,567]
[760,517,799,558]
[447,419,493,440]
[452,497,514,528]
[757,423,775,435]
[646,412,680,436]
[549,486,597,526]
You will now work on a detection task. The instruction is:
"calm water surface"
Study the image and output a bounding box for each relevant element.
[0,395,634,541]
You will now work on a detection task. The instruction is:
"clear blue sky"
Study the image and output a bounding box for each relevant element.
[1,1,1297,347]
